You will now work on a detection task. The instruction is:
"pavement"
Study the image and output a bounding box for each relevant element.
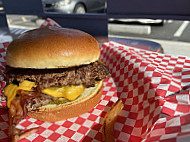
[1,15,190,57]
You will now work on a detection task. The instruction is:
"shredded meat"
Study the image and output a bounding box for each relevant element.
[6,61,111,89]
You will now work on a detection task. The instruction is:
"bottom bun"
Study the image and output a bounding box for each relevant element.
[27,81,103,122]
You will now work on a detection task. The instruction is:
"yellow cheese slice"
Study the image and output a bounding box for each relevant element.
[4,84,18,107]
[42,84,85,101]
[19,80,37,91]
[4,80,85,107]
[4,80,37,108]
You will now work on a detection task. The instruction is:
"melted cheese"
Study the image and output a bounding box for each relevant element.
[4,80,37,108]
[19,80,37,91]
[4,80,85,108]
[42,84,85,101]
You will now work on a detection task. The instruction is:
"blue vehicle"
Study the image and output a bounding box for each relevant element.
[42,0,106,14]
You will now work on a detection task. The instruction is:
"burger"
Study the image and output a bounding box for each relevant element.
[4,27,110,123]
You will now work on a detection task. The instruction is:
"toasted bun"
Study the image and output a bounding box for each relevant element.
[27,81,103,122]
[6,27,100,69]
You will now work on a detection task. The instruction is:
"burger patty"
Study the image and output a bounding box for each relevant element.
[6,61,111,89]
[25,93,59,111]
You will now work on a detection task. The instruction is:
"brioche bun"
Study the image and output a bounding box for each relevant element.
[6,27,100,69]
[27,81,103,122]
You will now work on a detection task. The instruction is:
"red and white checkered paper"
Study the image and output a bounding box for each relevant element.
[101,41,190,142]
[1,19,190,142]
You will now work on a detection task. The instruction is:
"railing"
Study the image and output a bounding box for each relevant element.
[0,0,190,36]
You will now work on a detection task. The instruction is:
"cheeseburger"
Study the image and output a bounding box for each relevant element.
[4,27,110,141]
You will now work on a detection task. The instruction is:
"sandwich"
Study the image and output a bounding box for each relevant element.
[4,27,110,141]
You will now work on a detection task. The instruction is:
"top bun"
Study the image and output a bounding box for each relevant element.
[6,27,100,69]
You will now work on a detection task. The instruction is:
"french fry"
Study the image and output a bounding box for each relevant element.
[102,99,124,142]
[9,127,39,142]
[19,127,39,140]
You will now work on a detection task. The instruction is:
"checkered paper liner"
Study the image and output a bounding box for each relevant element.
[1,19,190,142]
[101,41,190,142]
